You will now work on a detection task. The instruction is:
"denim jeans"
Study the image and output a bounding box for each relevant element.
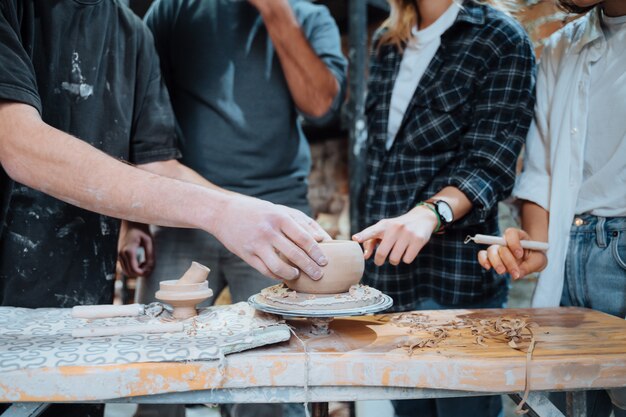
[551,215,626,417]
[561,215,626,318]
[392,287,507,417]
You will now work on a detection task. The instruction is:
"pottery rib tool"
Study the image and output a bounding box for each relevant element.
[72,322,184,338]
[71,304,144,319]
[464,234,549,252]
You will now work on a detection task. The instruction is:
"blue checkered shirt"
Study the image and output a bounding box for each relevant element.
[359,1,536,311]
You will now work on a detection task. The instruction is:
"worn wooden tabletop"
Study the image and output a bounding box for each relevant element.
[1,307,625,403]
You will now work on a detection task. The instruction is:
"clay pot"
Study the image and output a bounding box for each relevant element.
[284,240,364,294]
[155,280,214,319]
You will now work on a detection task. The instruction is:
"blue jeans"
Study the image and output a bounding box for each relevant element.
[551,215,626,417]
[392,289,507,417]
[561,215,626,318]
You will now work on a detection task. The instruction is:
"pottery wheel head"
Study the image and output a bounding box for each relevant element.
[248,283,393,318]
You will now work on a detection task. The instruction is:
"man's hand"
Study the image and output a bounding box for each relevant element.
[352,206,439,266]
[118,221,155,278]
[212,195,328,281]
[276,205,332,243]
[136,153,331,282]
[477,227,548,279]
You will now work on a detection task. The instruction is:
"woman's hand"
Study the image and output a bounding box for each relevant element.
[477,227,547,279]
[352,205,439,266]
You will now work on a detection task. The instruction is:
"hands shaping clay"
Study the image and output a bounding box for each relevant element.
[155,261,213,319]
[284,240,364,294]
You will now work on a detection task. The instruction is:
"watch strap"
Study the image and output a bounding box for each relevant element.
[416,202,441,234]
[425,199,453,232]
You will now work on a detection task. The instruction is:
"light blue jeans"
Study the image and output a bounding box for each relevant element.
[551,215,626,417]
[561,215,626,317]
[392,287,508,417]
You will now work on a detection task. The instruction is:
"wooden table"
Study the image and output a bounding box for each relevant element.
[1,307,625,417]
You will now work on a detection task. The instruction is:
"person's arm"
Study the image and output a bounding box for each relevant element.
[0,102,327,281]
[352,186,472,266]
[117,159,330,277]
[353,26,536,266]
[248,0,344,119]
[476,38,557,279]
[138,159,330,242]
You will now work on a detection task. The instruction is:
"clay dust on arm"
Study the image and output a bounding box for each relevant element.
[0,103,327,281]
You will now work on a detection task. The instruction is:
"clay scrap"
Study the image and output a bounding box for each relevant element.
[390,313,537,354]
[391,313,538,415]
[259,283,382,311]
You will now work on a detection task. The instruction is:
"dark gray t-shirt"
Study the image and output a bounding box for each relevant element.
[145,0,347,206]
[0,0,180,307]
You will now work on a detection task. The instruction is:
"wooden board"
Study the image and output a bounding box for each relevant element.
[0,307,625,402]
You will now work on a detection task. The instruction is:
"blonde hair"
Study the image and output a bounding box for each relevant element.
[378,0,517,51]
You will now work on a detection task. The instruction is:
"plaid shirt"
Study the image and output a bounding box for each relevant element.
[359,1,536,311]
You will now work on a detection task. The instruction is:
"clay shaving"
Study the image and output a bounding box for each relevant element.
[391,313,537,414]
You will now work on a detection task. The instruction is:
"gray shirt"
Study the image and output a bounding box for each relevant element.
[145,0,347,206]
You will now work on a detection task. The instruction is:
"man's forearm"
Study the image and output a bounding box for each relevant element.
[252,0,339,118]
[0,102,225,233]
[520,201,549,242]
[138,159,232,194]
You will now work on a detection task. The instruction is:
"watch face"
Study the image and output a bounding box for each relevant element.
[436,201,454,223]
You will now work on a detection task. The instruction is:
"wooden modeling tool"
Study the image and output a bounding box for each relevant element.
[72,322,183,338]
[464,234,549,251]
[72,304,144,319]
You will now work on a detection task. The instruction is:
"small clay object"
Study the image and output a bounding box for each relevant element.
[156,280,213,319]
[284,240,364,294]
[177,261,210,284]
[155,262,213,319]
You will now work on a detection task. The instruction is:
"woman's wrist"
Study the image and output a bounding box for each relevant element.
[412,203,441,233]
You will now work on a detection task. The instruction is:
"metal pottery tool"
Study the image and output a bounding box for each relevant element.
[464,234,549,251]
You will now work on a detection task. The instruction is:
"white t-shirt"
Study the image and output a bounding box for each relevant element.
[386,2,460,150]
[576,10,626,217]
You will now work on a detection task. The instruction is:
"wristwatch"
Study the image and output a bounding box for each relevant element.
[425,199,454,231]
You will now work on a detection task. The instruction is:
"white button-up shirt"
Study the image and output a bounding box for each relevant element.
[513,7,626,307]
[386,2,460,150]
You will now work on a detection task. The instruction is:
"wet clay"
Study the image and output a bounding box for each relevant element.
[259,283,382,311]
[285,240,364,294]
